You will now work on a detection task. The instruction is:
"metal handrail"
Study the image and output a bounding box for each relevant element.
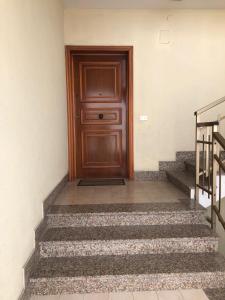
[214,132,225,150]
[195,96,225,116]
[195,96,225,231]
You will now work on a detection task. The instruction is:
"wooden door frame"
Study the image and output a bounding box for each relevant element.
[65,45,134,181]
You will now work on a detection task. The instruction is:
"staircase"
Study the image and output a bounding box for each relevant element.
[27,199,225,296]
[166,156,196,200]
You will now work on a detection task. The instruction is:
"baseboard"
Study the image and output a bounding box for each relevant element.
[18,289,30,300]
[134,171,167,181]
[134,151,194,181]
[19,174,68,300]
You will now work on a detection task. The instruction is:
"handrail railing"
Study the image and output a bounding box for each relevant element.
[195,96,225,231]
[195,96,225,116]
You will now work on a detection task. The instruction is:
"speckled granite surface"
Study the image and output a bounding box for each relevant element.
[39,224,218,257]
[134,171,167,181]
[47,202,204,227]
[32,253,225,278]
[41,224,213,241]
[205,288,225,300]
[29,253,225,295]
[47,211,204,227]
[48,201,203,214]
[40,237,218,257]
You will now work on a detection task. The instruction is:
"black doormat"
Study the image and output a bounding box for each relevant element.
[78,178,126,186]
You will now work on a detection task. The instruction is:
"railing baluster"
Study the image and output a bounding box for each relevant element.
[202,134,205,194]
[195,96,225,231]
[219,150,222,213]
[212,124,219,230]
[208,134,211,198]
[195,115,200,204]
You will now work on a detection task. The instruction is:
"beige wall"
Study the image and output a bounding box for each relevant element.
[0,1,67,299]
[64,9,225,171]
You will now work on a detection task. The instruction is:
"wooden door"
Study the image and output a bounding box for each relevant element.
[74,54,128,178]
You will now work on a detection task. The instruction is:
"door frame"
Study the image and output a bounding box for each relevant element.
[65,45,134,180]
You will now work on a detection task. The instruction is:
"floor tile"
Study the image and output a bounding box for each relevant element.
[133,291,158,299]
[180,289,209,300]
[60,294,84,299]
[109,292,133,300]
[83,293,109,300]
[55,181,186,205]
[157,290,183,300]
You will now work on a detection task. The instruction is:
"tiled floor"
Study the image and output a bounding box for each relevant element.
[31,290,209,300]
[55,181,186,205]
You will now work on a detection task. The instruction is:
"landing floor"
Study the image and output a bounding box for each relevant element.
[31,289,209,300]
[54,181,186,205]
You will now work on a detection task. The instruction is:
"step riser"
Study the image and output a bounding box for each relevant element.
[39,238,218,257]
[29,272,225,295]
[185,163,195,175]
[167,173,192,198]
[47,212,204,227]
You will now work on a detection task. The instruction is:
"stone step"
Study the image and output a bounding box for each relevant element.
[29,252,225,295]
[184,158,211,176]
[166,170,195,199]
[39,224,218,257]
[47,202,205,227]
[184,159,197,175]
[205,288,225,300]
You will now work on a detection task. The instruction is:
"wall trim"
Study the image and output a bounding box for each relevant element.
[134,151,195,181]
[18,174,68,300]
[65,45,134,180]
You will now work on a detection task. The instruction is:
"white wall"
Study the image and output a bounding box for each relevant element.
[0,1,67,299]
[64,9,225,171]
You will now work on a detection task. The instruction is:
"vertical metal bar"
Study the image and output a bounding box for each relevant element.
[206,127,210,177]
[202,134,205,194]
[219,151,222,213]
[212,125,219,230]
[208,134,211,198]
[195,114,200,204]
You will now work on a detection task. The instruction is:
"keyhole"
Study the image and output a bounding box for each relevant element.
[99,114,104,120]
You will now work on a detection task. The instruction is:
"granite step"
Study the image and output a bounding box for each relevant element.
[166,170,195,199]
[184,158,211,176]
[46,202,205,227]
[29,252,225,295]
[184,159,198,175]
[39,224,218,257]
[205,288,225,300]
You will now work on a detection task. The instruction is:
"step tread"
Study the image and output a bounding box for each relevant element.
[30,252,225,279]
[47,201,203,215]
[185,159,196,169]
[205,288,225,300]
[167,170,195,189]
[40,224,216,242]
[185,158,207,171]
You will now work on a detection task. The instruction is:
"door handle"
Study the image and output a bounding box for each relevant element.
[99,114,104,120]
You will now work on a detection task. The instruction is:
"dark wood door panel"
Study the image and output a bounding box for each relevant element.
[81,108,122,125]
[81,130,122,168]
[79,61,121,102]
[75,54,127,178]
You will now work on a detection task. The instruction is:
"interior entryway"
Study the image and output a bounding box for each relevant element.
[65,46,134,180]
[74,54,127,178]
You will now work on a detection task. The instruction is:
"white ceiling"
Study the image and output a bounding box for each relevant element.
[64,0,225,9]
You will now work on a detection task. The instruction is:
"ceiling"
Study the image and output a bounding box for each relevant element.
[64,0,225,9]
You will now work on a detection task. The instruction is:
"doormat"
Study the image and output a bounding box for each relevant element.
[77,178,126,186]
